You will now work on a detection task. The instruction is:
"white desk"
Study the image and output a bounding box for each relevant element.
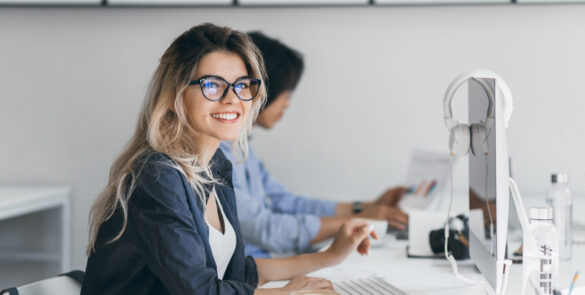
[0,186,71,287]
[263,237,584,294]
[262,197,585,294]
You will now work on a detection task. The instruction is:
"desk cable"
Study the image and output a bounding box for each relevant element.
[444,163,518,294]
[445,162,486,288]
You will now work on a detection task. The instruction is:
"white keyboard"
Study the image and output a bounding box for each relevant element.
[334,277,408,295]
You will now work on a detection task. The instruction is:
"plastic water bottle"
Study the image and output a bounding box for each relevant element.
[522,207,559,295]
[546,173,573,260]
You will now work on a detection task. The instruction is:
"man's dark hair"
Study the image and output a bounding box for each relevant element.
[248,31,304,108]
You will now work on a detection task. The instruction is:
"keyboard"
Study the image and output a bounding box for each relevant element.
[334,277,408,295]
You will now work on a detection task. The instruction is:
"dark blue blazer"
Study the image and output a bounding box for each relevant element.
[81,150,258,295]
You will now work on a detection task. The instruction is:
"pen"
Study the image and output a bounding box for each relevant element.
[413,180,426,196]
[424,180,437,197]
[569,271,580,295]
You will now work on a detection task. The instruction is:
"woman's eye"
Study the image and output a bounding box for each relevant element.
[235,83,249,91]
[203,82,220,93]
[204,82,219,89]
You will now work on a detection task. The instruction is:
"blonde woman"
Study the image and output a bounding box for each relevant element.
[81,23,377,295]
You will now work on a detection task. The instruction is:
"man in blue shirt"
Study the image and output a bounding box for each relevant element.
[220,32,408,258]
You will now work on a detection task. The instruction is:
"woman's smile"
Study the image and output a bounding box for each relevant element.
[210,111,241,123]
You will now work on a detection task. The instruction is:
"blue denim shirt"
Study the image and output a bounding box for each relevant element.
[220,141,336,258]
[82,150,258,295]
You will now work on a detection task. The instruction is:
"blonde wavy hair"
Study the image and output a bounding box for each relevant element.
[87,23,267,254]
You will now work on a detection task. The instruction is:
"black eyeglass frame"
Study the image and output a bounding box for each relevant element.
[189,75,262,102]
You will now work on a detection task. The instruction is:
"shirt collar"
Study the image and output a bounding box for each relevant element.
[209,148,233,185]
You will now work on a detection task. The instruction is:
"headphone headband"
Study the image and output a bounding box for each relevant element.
[443,69,514,130]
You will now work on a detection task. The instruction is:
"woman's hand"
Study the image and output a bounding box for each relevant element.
[325,219,378,265]
[281,275,334,293]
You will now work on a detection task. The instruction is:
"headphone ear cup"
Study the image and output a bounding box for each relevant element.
[449,124,471,156]
[470,123,488,156]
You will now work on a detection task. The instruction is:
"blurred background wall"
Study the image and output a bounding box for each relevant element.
[1,4,584,276]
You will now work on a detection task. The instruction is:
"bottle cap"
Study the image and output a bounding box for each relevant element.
[530,207,553,220]
[551,173,568,184]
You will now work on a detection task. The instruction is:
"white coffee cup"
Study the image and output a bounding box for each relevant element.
[364,219,388,247]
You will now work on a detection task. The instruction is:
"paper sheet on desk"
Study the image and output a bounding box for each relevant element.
[399,150,453,213]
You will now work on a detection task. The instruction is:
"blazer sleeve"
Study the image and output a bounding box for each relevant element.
[244,256,259,286]
[127,160,256,295]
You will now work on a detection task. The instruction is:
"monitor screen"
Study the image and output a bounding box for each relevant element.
[467,77,510,293]
[469,78,497,257]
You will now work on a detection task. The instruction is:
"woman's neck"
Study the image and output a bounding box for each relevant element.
[196,137,220,167]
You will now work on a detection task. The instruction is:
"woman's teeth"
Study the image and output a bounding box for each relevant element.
[212,113,237,120]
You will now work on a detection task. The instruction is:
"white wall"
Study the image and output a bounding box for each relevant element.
[1,5,584,273]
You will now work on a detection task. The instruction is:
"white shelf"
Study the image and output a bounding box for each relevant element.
[0,185,71,281]
[0,186,70,221]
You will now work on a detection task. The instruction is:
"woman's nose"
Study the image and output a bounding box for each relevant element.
[221,89,239,104]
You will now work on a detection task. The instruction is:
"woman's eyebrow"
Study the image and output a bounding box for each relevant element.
[194,74,252,82]
[194,74,219,80]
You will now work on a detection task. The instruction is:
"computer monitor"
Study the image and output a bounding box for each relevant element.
[468,78,510,294]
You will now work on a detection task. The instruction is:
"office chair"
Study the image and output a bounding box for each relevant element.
[0,270,83,295]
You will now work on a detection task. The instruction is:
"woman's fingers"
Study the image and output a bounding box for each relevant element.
[358,231,371,255]
[356,224,374,241]
[353,223,373,255]
[345,218,370,233]
[305,277,334,291]
[370,229,380,240]
[313,278,335,290]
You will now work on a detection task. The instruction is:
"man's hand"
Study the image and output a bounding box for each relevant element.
[375,186,408,207]
[358,205,408,230]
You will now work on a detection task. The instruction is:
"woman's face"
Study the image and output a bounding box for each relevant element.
[255,90,291,129]
[184,51,253,144]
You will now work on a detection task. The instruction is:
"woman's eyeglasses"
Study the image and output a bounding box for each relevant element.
[189,75,261,101]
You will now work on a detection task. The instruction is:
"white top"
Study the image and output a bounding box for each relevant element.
[205,190,236,280]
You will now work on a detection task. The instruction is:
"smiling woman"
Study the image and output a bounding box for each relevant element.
[81,23,376,295]
[184,51,260,145]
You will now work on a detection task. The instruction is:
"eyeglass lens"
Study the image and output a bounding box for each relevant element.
[200,77,259,101]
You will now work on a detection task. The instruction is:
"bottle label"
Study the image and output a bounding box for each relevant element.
[537,244,554,294]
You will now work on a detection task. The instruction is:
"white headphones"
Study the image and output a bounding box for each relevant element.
[443,69,514,156]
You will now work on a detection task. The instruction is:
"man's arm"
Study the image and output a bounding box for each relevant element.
[335,187,409,216]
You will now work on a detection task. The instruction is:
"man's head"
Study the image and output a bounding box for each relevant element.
[248,32,304,129]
